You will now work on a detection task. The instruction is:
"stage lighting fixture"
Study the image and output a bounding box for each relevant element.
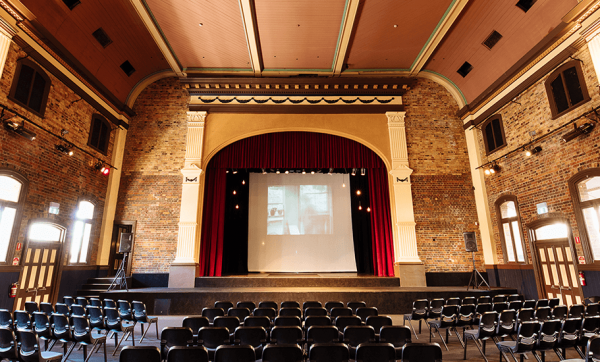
[311,170,315,175]
[489,164,501,174]
[328,168,333,175]
[226,170,229,173]
[361,168,366,176]
[367,207,371,212]
[562,122,595,143]
[356,190,361,195]
[276,170,280,174]
[235,205,239,209]
[93,161,110,175]
[232,169,238,174]
[525,146,542,157]
[233,190,237,195]
[484,168,491,175]
[4,119,37,141]
[55,144,73,156]
[342,183,346,188]
[358,202,362,211]
[351,168,356,176]
[262,169,266,174]
[285,170,289,174]
[302,169,306,174]
[242,180,246,185]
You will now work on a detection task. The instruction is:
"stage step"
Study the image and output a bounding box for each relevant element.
[75,277,131,299]
[194,276,400,288]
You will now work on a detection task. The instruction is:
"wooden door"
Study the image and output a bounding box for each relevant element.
[535,241,582,306]
[15,241,61,310]
[108,222,135,276]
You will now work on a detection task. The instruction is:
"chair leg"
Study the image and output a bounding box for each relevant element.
[155,321,159,339]
[112,331,129,356]
[61,342,77,362]
[408,320,418,340]
[575,346,585,358]
[473,339,490,362]
[531,351,543,362]
[131,327,135,346]
[437,328,449,351]
[140,322,152,343]
[419,319,422,334]
[464,336,468,360]
[82,344,87,362]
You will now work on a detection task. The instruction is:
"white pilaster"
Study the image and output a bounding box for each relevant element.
[585,22,600,89]
[386,112,422,264]
[0,20,15,81]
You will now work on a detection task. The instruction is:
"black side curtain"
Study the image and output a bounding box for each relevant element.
[350,172,374,274]
[221,171,249,275]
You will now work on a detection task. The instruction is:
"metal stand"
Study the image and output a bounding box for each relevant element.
[467,251,490,290]
[107,253,129,292]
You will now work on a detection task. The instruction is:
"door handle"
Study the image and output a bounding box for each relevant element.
[551,285,560,289]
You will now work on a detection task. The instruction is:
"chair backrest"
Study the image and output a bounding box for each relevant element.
[39,302,54,316]
[202,307,225,323]
[32,312,50,333]
[557,318,581,345]
[198,327,230,348]
[523,300,536,309]
[305,316,331,328]
[440,305,459,323]
[537,319,560,350]
[330,307,353,319]
[161,327,194,347]
[87,306,104,324]
[0,327,16,353]
[55,303,70,316]
[76,297,89,308]
[493,295,507,303]
[17,329,39,358]
[581,316,600,334]
[477,296,492,304]
[119,346,162,362]
[508,301,523,311]
[213,316,240,333]
[401,343,443,362]
[228,307,251,320]
[269,326,303,345]
[355,342,395,362]
[72,315,92,342]
[214,345,255,362]
[347,301,366,313]
[215,301,233,313]
[410,300,428,320]
[104,299,117,309]
[303,301,322,310]
[586,303,600,317]
[71,304,86,317]
[308,343,349,362]
[535,299,549,309]
[13,310,30,330]
[253,307,277,320]
[89,298,102,307]
[325,301,344,312]
[569,304,586,318]
[457,305,476,325]
[0,309,12,329]
[237,301,256,311]
[166,346,209,362]
[104,308,121,328]
[234,326,267,348]
[356,307,378,322]
[508,294,522,302]
[446,297,461,306]
[274,316,302,327]
[513,321,537,353]
[52,313,71,337]
[588,334,600,361]
[117,300,133,319]
[379,325,411,347]
[496,310,517,336]
[462,297,476,306]
[365,315,392,333]
[492,302,509,313]
[262,343,303,362]
[243,316,271,330]
[517,308,535,323]
[280,301,300,309]
[535,306,552,321]
[343,325,375,347]
[335,315,363,332]
[549,298,560,308]
[259,301,278,311]
[428,299,444,317]
[132,301,148,319]
[63,296,75,307]
[306,325,339,344]
[552,305,568,320]
[477,312,499,339]
[24,301,38,314]
[183,316,210,334]
[305,307,328,318]
[279,308,302,318]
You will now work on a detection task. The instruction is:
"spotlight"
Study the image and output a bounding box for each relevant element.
[366,207,371,212]
[351,168,356,176]
[311,170,315,175]
[562,122,595,143]
[242,180,246,185]
[4,119,37,141]
[262,169,267,174]
[285,170,289,174]
[93,161,110,175]
[484,168,491,176]
[226,170,229,173]
[489,164,501,174]
[235,205,239,209]
[233,190,237,195]
[361,168,366,176]
[302,169,306,174]
[276,170,280,174]
[342,183,346,187]
[328,168,333,175]
[525,146,542,157]
[55,144,73,156]
[356,190,361,195]
[101,166,110,175]
[232,169,238,174]
[358,202,362,211]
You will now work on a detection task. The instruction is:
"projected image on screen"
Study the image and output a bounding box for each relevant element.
[267,185,332,235]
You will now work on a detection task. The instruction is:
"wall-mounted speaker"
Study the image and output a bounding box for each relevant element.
[463,232,478,252]
[119,233,133,253]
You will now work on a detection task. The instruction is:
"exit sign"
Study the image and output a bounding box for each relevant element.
[537,202,548,215]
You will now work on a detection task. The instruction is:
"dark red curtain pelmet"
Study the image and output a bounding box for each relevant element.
[199,132,395,276]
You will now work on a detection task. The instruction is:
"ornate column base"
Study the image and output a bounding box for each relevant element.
[394,262,427,287]
[168,263,197,288]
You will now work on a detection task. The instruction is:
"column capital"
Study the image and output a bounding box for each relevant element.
[187,111,207,125]
[390,167,413,183]
[0,18,16,38]
[181,164,202,183]
[582,18,600,43]
[385,111,406,126]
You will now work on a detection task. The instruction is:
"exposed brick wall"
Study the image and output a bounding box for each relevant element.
[0,43,113,265]
[477,45,600,265]
[115,77,188,273]
[404,79,483,272]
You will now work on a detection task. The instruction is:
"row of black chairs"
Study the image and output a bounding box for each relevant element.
[209,300,370,317]
[120,341,443,362]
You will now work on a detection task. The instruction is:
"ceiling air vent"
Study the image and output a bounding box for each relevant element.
[62,0,81,10]
[516,0,537,12]
[483,30,503,50]
[120,61,135,77]
[92,28,112,48]
[457,62,473,78]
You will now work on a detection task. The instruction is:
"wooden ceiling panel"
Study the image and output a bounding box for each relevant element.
[20,0,170,104]
[424,0,578,103]
[345,0,454,70]
[255,0,347,70]
[144,0,251,70]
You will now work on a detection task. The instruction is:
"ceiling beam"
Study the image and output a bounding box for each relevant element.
[239,0,262,76]
[128,0,185,77]
[332,0,360,75]
[409,0,469,75]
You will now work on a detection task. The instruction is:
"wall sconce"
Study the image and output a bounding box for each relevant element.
[93,160,110,175]
[562,122,595,143]
[484,164,501,175]
[55,144,73,156]
[3,119,36,141]
[525,146,542,157]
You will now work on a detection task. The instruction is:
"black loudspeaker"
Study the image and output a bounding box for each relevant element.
[119,233,133,253]
[463,232,478,252]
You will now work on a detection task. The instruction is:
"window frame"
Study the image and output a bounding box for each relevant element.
[87,114,112,155]
[69,198,96,265]
[0,170,28,265]
[568,168,600,265]
[481,115,507,155]
[8,59,51,117]
[495,195,528,264]
[545,60,591,119]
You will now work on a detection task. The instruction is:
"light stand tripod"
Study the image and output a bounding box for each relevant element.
[107,253,129,292]
[467,251,490,290]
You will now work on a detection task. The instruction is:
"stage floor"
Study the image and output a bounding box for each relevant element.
[102,274,516,315]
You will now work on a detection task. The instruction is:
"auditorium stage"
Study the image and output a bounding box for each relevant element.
[101,273,517,315]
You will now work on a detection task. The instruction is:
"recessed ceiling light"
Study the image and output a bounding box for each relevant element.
[393,24,398,28]
[199,23,203,26]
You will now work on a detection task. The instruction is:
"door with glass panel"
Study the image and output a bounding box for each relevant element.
[15,222,64,310]
[529,221,582,306]
[571,172,600,263]
[0,172,26,266]
[497,197,526,263]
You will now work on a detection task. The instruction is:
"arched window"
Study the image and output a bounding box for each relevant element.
[481,115,506,154]
[87,114,111,155]
[495,195,527,263]
[569,168,600,263]
[8,59,51,116]
[0,170,28,263]
[70,200,95,264]
[545,60,590,119]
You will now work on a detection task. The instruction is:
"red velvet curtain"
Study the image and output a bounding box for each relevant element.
[199,132,395,276]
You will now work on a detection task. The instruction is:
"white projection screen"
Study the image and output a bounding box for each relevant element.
[248,173,357,272]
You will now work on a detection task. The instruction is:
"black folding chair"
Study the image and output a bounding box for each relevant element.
[308,343,349,362]
[166,346,209,362]
[403,299,428,339]
[119,346,161,362]
[262,343,303,362]
[401,342,443,362]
